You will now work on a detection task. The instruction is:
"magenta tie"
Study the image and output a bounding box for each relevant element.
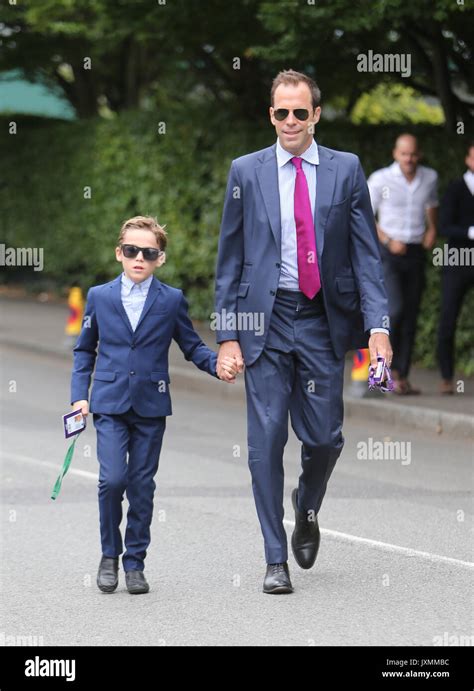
[291,156,321,299]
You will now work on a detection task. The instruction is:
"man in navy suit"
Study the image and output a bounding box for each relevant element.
[215,70,392,593]
[71,216,237,594]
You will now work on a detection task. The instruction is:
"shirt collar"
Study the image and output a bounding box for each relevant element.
[121,272,153,296]
[276,138,319,168]
[464,170,474,194]
[390,161,422,183]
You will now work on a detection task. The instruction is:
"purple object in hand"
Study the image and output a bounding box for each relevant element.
[368,356,394,393]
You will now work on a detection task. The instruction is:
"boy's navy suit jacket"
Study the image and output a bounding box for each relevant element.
[71,275,218,417]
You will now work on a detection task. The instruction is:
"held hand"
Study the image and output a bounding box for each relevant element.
[368,333,393,369]
[388,239,407,255]
[217,340,245,378]
[72,400,89,416]
[217,356,241,384]
[422,227,436,250]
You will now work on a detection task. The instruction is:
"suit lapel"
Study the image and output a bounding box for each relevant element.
[110,275,162,335]
[256,143,337,261]
[110,276,134,334]
[314,146,337,261]
[256,146,281,251]
[134,276,161,332]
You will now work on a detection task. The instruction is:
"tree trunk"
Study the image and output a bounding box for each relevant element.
[430,26,456,133]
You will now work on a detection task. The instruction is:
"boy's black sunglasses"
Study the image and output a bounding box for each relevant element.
[120,244,163,261]
[273,108,311,121]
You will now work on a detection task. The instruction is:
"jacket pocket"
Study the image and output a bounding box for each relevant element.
[237,282,250,298]
[336,277,357,293]
[94,371,116,382]
[151,371,170,384]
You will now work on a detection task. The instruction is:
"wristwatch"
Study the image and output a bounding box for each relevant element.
[382,236,391,247]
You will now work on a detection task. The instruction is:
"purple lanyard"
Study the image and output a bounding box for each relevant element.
[368,356,394,393]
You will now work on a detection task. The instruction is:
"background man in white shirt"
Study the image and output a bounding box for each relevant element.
[368,134,438,395]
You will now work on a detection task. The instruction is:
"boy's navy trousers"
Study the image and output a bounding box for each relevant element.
[93,408,166,572]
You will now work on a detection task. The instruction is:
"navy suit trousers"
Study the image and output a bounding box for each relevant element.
[93,408,166,572]
[244,289,345,564]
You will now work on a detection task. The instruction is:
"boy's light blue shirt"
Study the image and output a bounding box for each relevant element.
[121,272,154,331]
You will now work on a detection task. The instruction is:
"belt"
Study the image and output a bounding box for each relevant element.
[275,288,325,311]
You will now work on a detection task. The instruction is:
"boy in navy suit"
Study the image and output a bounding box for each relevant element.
[71,216,238,594]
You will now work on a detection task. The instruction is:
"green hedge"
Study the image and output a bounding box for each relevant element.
[1,111,472,372]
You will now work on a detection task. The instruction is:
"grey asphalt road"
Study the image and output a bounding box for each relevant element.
[1,344,472,647]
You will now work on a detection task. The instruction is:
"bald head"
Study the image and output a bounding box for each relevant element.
[394,134,419,152]
[393,134,421,178]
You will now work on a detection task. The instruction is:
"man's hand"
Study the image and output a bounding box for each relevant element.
[368,333,393,369]
[422,226,436,250]
[217,356,241,384]
[217,340,244,383]
[72,400,89,416]
[388,239,407,255]
[378,227,406,256]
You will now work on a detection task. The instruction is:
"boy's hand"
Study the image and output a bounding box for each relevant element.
[72,400,89,416]
[217,356,241,384]
[218,341,245,374]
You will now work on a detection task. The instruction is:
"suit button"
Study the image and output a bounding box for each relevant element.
[276,263,281,268]
[131,344,135,349]
[130,371,135,375]
[270,290,275,296]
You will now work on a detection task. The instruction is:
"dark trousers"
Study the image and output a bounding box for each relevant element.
[244,289,345,564]
[381,243,426,379]
[437,266,474,380]
[93,408,166,572]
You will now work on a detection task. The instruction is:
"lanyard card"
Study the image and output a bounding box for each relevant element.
[63,409,86,439]
[368,356,394,393]
[53,410,86,500]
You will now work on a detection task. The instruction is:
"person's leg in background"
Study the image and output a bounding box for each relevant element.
[437,266,474,393]
[394,245,426,393]
[380,246,404,387]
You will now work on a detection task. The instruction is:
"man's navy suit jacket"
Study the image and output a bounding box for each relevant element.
[215,142,389,364]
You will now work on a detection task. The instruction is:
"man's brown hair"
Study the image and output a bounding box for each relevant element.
[271,69,321,110]
[118,215,167,252]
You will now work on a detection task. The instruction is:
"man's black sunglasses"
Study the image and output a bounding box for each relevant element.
[273,108,312,121]
[120,244,163,261]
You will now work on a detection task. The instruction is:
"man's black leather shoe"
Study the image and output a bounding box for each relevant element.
[263,562,293,594]
[97,556,119,593]
[125,570,150,594]
[291,488,320,569]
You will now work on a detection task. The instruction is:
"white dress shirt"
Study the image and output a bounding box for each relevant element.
[121,273,153,331]
[464,170,474,195]
[463,171,474,240]
[368,162,438,243]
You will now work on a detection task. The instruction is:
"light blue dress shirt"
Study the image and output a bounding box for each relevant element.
[121,273,153,331]
[276,137,319,291]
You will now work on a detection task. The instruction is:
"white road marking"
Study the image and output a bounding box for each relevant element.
[283,519,473,569]
[1,451,98,480]
[2,450,472,569]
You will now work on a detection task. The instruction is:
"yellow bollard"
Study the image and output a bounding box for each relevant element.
[352,348,370,381]
[65,286,84,344]
[350,348,370,397]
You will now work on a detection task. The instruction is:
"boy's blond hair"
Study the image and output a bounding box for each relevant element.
[118,216,168,252]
